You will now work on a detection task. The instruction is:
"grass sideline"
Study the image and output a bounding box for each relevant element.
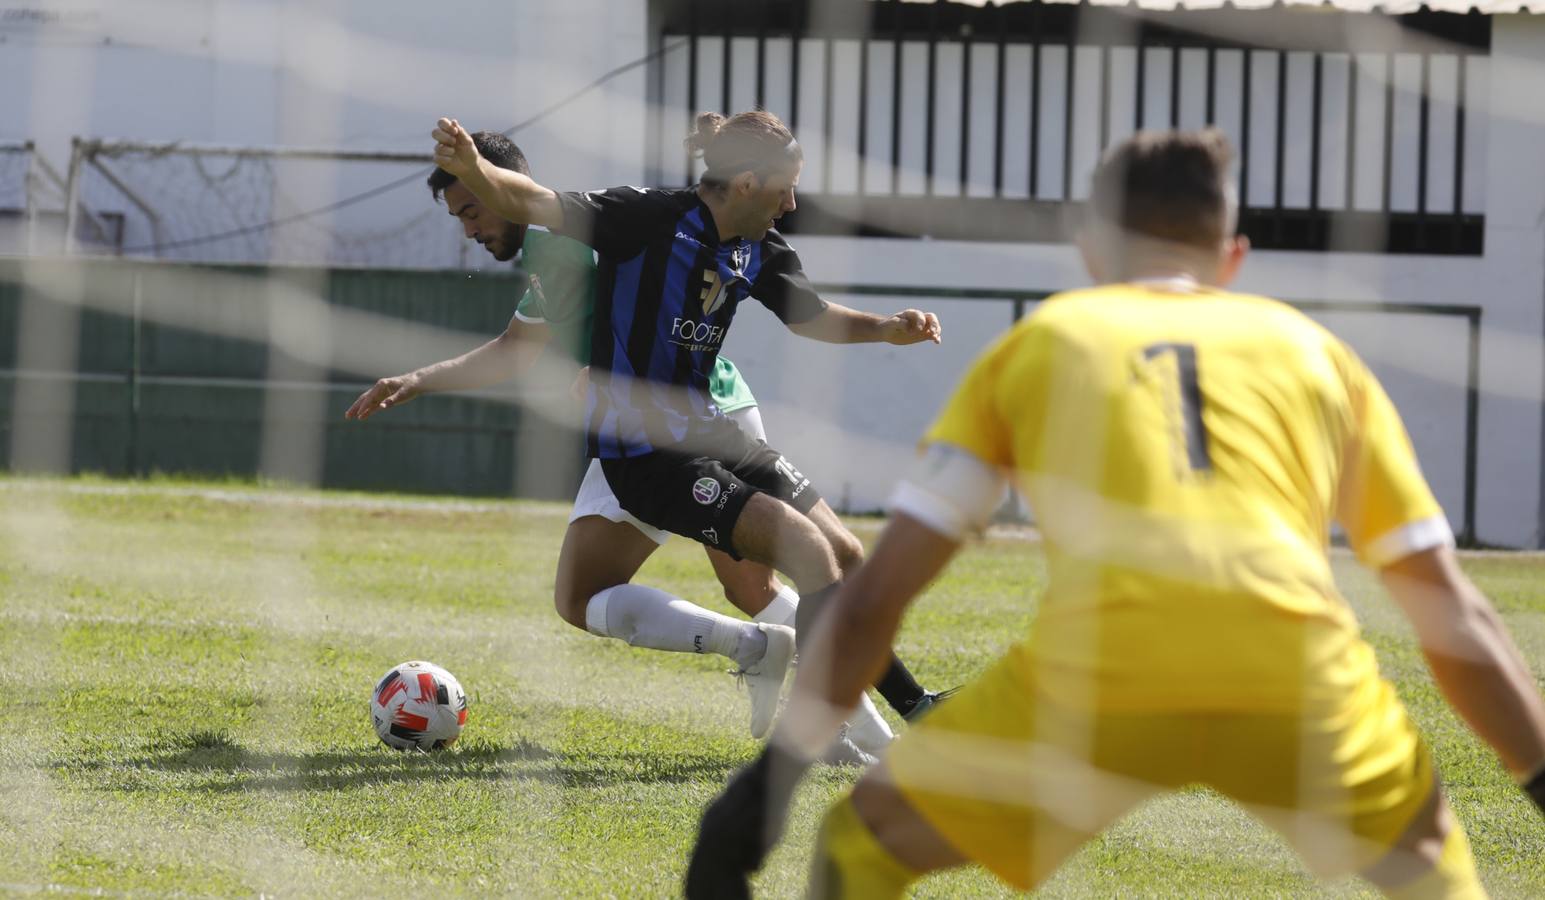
[0,476,1540,898]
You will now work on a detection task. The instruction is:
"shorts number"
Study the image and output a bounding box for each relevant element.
[1142,342,1212,473]
[774,456,806,486]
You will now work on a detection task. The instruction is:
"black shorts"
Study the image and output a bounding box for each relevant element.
[599,416,822,559]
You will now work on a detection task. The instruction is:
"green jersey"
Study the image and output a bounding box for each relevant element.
[512,228,597,366]
[707,357,757,413]
[512,228,757,413]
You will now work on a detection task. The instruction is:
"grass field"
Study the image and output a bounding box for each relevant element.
[1,475,1541,898]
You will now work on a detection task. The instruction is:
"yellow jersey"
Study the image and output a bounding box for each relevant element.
[925,282,1448,712]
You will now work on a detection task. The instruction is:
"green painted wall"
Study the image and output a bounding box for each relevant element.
[0,257,585,499]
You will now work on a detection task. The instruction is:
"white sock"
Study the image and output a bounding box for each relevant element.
[585,584,764,667]
[752,584,799,628]
[848,692,895,754]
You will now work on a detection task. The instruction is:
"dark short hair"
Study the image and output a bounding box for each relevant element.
[1088,129,1235,250]
[427,131,530,201]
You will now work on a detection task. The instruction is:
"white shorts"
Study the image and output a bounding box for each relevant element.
[568,406,767,544]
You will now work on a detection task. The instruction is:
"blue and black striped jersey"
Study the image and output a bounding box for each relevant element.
[556,186,827,458]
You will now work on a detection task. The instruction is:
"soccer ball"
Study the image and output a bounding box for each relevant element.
[371,660,468,751]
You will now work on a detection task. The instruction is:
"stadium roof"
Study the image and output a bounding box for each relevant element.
[883,0,1544,14]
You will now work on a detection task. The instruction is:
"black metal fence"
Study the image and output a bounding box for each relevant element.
[651,0,1489,254]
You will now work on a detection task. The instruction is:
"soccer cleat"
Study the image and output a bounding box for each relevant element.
[903,687,960,724]
[818,724,880,768]
[732,623,796,739]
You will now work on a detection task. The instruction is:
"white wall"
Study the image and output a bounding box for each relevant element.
[2,0,649,180]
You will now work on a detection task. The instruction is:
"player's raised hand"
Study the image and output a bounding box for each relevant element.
[882,309,942,345]
[432,117,479,179]
[344,373,422,421]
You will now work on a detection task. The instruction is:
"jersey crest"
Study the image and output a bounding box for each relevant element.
[700,269,729,316]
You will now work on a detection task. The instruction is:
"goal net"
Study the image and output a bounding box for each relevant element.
[68,141,469,268]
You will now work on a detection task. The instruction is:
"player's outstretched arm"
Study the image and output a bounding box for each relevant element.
[787,302,942,345]
[431,117,564,229]
[1381,544,1545,814]
[344,320,551,421]
[685,513,960,899]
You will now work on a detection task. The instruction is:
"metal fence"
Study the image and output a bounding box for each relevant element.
[0,140,70,257]
[651,0,1488,254]
[61,140,468,269]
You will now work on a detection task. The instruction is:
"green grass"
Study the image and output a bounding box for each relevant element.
[0,475,1541,898]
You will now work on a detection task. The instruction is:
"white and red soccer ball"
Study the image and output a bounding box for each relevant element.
[371,660,468,751]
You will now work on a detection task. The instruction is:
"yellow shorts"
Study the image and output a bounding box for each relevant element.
[882,642,1451,891]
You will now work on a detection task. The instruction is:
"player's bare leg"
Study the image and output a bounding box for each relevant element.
[730,493,939,721]
[1360,790,1484,898]
[707,542,895,757]
[556,513,795,738]
[705,546,781,618]
[729,492,842,593]
[801,499,865,578]
[552,514,661,629]
[808,764,967,898]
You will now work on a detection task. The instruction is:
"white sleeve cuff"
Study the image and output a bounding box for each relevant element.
[512,308,546,325]
[1363,515,1455,569]
[888,444,1006,541]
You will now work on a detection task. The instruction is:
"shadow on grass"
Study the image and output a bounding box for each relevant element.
[54,730,744,793]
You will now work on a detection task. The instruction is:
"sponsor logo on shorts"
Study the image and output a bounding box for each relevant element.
[701,527,718,545]
[692,477,722,505]
[716,482,739,511]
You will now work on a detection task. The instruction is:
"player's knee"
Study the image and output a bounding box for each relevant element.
[1364,796,1483,899]
[830,529,865,577]
[721,574,777,614]
[552,584,590,631]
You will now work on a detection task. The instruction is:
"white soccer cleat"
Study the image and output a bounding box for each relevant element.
[818,724,880,768]
[734,623,796,739]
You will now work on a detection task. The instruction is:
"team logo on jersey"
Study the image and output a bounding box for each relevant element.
[730,245,749,276]
[692,477,722,505]
[700,269,729,316]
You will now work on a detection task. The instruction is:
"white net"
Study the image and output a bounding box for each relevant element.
[70,142,469,268]
[1,1,1543,897]
[0,142,29,211]
[0,142,35,256]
